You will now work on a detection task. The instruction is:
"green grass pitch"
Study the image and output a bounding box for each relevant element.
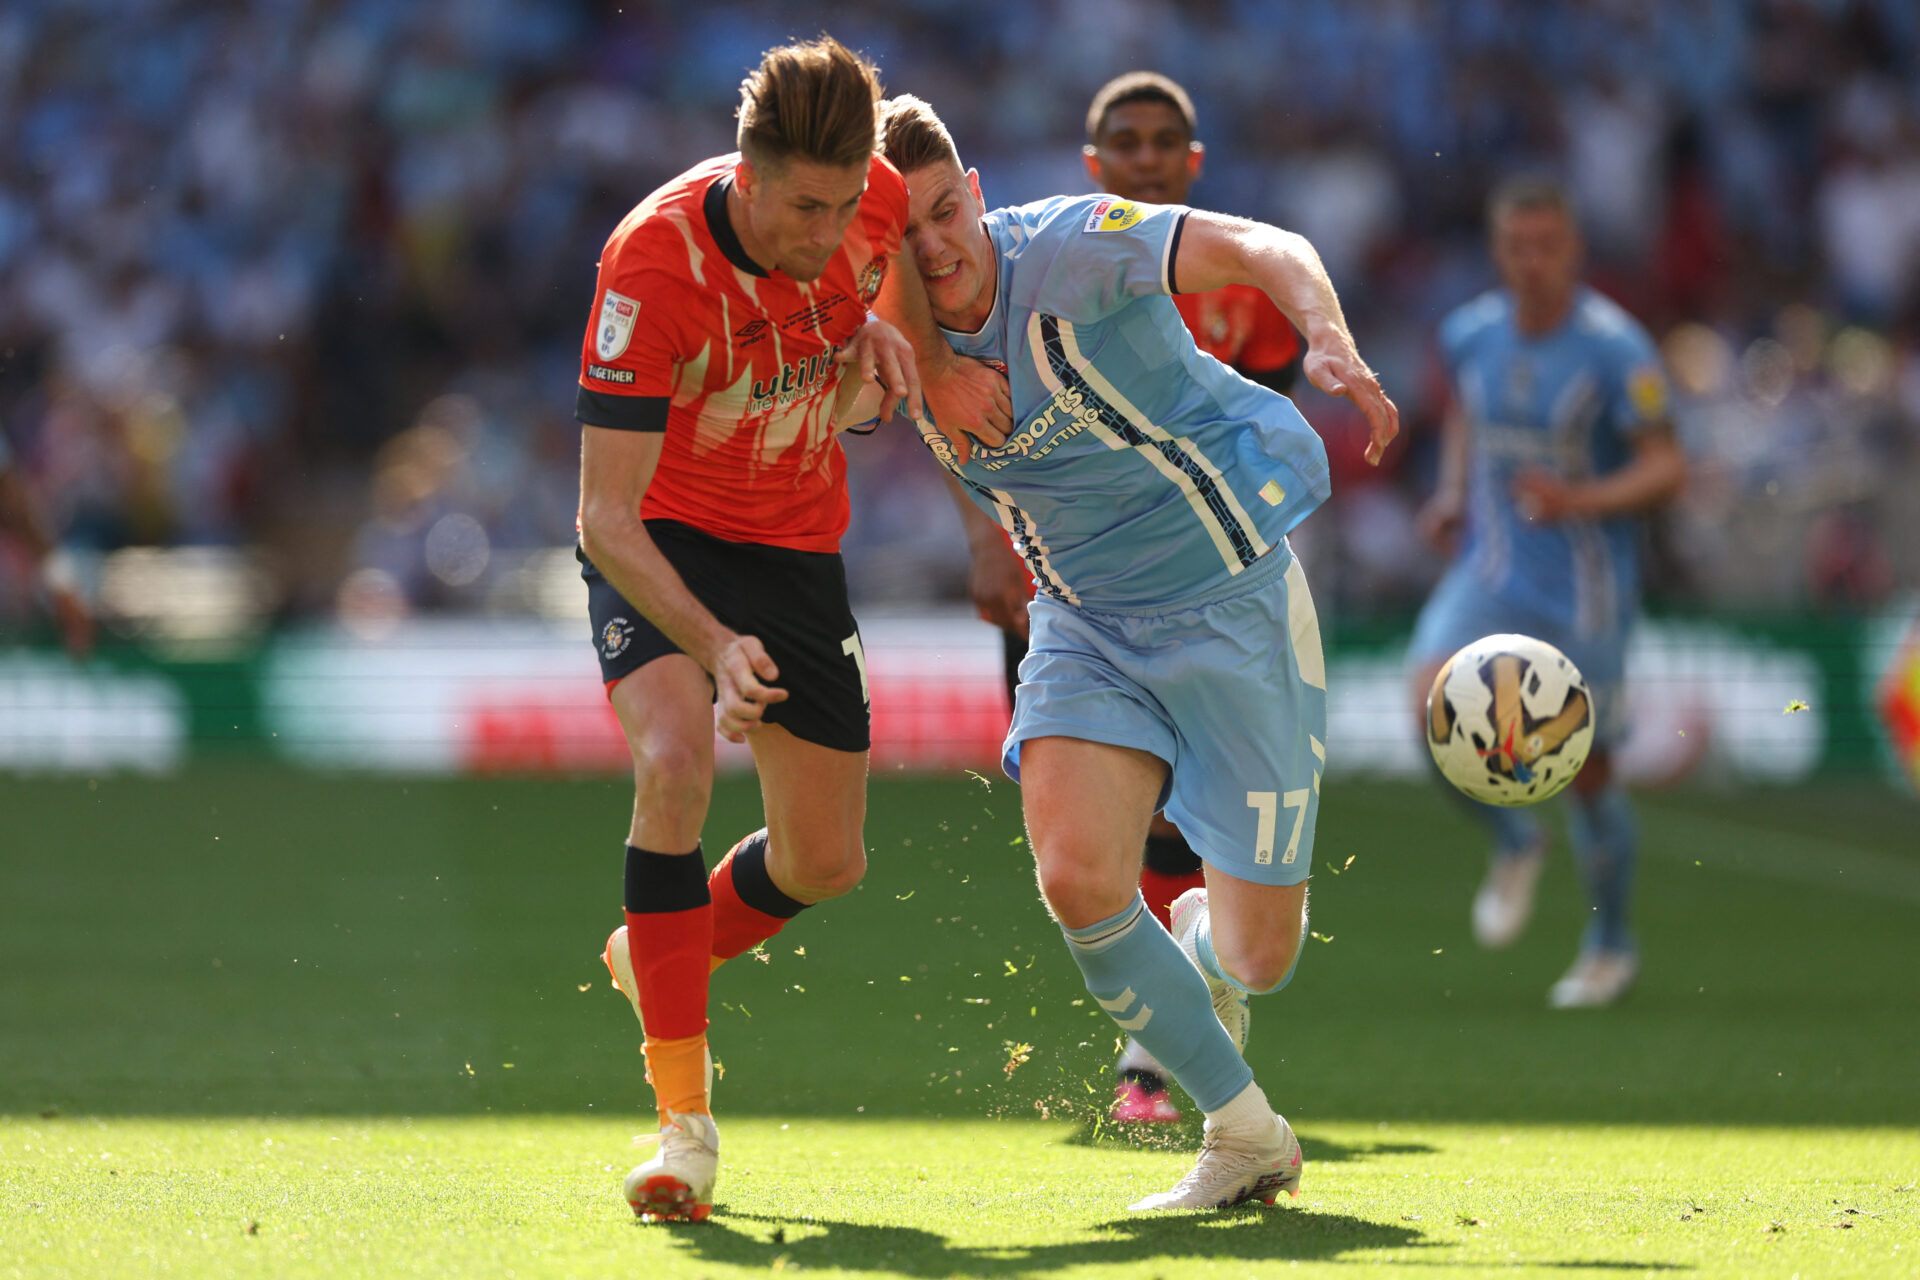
[3,764,1917,1277]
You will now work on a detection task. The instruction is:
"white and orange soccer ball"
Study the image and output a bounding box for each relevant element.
[1426,633,1594,806]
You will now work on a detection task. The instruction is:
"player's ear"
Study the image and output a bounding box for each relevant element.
[1082,144,1103,185]
[1187,141,1205,181]
[966,167,985,212]
[734,156,758,200]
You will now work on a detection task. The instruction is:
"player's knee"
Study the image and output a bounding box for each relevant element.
[1034,855,1132,931]
[1213,921,1303,995]
[774,834,867,903]
[632,740,710,819]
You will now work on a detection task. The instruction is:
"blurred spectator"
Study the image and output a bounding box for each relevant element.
[0,0,1915,634]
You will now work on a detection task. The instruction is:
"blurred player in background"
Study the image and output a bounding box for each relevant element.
[575,36,1008,1223]
[885,95,1397,1210]
[0,427,92,657]
[953,71,1303,1126]
[1409,178,1686,1008]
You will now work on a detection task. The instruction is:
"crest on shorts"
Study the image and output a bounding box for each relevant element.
[596,290,639,362]
[1084,199,1143,233]
[856,258,887,305]
[600,617,635,660]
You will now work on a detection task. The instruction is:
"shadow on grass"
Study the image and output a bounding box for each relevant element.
[659,1206,1437,1274]
[1062,1118,1437,1165]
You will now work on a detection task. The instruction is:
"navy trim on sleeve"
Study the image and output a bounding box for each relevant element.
[576,386,670,432]
[1167,210,1190,295]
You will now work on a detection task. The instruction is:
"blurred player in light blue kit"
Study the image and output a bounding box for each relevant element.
[880,97,1398,1211]
[1409,178,1686,1008]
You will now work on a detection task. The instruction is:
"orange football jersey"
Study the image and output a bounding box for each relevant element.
[1173,282,1300,376]
[576,153,906,552]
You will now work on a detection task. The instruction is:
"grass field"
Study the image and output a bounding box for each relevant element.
[3,764,1918,1277]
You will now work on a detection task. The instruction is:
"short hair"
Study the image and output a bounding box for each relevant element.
[1487,175,1575,226]
[1085,71,1197,144]
[736,35,884,171]
[880,94,960,175]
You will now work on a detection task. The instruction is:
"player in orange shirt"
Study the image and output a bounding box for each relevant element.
[949,71,1302,1125]
[578,36,1009,1223]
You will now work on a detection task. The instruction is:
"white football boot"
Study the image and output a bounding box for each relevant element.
[1548,948,1639,1009]
[1471,839,1547,949]
[1169,888,1250,1054]
[603,925,714,1094]
[624,1110,719,1222]
[1129,1111,1303,1211]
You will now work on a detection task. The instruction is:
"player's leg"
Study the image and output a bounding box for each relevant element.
[708,723,867,962]
[1021,734,1265,1117]
[1550,649,1638,1007]
[1113,812,1205,1122]
[1005,614,1183,1120]
[1408,574,1547,947]
[703,544,872,967]
[607,657,722,1221]
[1132,547,1329,1208]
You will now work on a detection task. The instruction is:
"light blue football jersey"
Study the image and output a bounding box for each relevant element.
[1439,286,1670,637]
[917,195,1331,612]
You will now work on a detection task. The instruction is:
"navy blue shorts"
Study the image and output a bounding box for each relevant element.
[579,521,870,753]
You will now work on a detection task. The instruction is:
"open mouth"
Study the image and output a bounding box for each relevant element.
[923,260,961,282]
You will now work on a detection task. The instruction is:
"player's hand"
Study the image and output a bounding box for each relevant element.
[1512,469,1577,523]
[1303,344,1400,466]
[968,538,1030,639]
[923,356,1012,465]
[1415,492,1466,556]
[711,634,789,743]
[837,319,921,423]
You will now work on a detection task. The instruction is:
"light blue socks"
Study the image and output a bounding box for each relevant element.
[1061,894,1253,1113]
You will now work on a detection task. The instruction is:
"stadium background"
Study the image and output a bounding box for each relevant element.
[0,0,1916,779]
[2,0,1918,786]
[3,6,1919,1275]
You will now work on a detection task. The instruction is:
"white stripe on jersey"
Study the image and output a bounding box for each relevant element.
[912,416,1080,604]
[988,484,1080,606]
[1032,314,1272,576]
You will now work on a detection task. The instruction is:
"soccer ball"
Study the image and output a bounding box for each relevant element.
[1426,633,1594,806]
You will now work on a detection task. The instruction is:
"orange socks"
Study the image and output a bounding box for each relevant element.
[642,1032,710,1124]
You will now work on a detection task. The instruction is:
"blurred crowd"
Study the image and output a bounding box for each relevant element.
[1,0,1917,636]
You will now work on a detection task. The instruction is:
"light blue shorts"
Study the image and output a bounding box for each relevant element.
[1408,566,1630,749]
[1004,544,1327,887]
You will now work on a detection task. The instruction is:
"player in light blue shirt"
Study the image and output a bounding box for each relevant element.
[876,96,1397,1212]
[1409,177,1686,1009]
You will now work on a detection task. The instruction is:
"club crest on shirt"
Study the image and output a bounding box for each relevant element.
[600,616,635,660]
[856,258,888,305]
[1084,199,1143,233]
[597,290,639,361]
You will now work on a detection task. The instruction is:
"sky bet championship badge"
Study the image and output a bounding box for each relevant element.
[596,290,638,361]
[1084,199,1143,233]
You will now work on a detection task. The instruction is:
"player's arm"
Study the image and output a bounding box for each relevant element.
[872,249,1010,462]
[1173,212,1399,465]
[576,424,787,741]
[1512,425,1686,523]
[1416,400,1473,554]
[942,472,1029,638]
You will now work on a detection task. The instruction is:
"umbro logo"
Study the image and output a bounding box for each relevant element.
[734,320,769,343]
